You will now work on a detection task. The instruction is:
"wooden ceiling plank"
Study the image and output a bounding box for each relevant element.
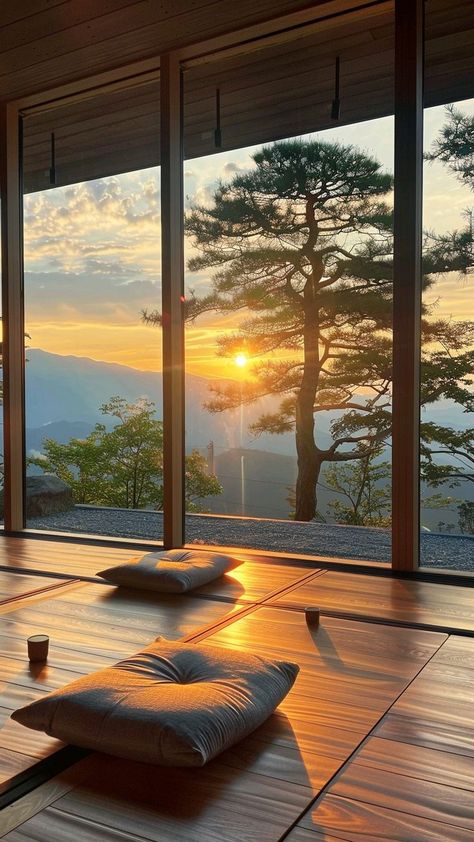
[0,0,144,55]
[0,1,384,100]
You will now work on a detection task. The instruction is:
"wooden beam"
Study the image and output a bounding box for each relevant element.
[0,103,25,532]
[392,0,424,571]
[161,54,185,548]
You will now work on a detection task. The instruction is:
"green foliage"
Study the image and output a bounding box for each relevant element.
[29,396,222,511]
[421,493,457,510]
[420,422,474,487]
[185,450,223,512]
[323,451,391,528]
[426,105,474,187]
[421,106,474,491]
[182,139,397,520]
[145,135,473,520]
[458,501,474,534]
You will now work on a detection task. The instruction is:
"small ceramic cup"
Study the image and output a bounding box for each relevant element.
[27,634,49,662]
[305,607,320,628]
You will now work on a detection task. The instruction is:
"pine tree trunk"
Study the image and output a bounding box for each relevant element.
[294,382,323,521]
[294,208,323,521]
[295,448,322,520]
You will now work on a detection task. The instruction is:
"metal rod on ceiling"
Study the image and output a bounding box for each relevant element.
[49,131,56,185]
[331,56,340,120]
[214,88,222,148]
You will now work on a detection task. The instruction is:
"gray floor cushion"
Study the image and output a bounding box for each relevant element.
[12,638,299,766]
[97,549,242,593]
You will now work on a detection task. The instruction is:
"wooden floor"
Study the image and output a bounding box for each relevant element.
[0,535,316,603]
[0,535,473,840]
[272,569,474,633]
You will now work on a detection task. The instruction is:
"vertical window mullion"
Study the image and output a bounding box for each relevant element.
[0,104,25,532]
[161,54,185,548]
[392,0,424,571]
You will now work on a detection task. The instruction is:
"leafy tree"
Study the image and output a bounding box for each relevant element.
[145,138,473,521]
[420,423,473,487]
[421,104,474,490]
[458,501,474,534]
[425,105,474,187]
[30,396,222,511]
[185,450,222,512]
[323,449,391,528]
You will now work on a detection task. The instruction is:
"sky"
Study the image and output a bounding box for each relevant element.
[22,99,474,379]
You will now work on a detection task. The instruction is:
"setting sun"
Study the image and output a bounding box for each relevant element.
[235,353,248,368]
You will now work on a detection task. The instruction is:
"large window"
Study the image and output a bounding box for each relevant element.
[181,10,395,562]
[0,0,471,573]
[0,204,3,526]
[22,79,166,540]
[419,1,474,572]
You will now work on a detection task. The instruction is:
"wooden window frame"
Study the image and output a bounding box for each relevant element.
[0,0,439,574]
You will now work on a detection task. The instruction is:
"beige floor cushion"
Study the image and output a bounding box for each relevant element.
[12,638,299,766]
[97,549,242,593]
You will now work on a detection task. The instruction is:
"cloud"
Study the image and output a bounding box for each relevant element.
[25,271,161,326]
[24,172,161,278]
[223,161,243,175]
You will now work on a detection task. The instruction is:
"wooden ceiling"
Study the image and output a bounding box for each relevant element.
[0,0,361,103]
[16,0,474,192]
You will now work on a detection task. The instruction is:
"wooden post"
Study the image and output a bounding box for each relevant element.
[392,0,424,571]
[161,54,185,548]
[0,104,25,532]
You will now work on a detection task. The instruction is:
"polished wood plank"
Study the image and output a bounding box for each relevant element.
[206,607,446,672]
[0,572,72,604]
[0,582,244,792]
[193,560,318,603]
[373,635,474,759]
[0,538,139,579]
[293,632,474,840]
[39,755,311,842]
[328,763,474,830]
[0,756,97,836]
[0,707,63,765]
[285,830,350,842]
[353,736,474,790]
[254,713,366,761]
[0,536,316,604]
[0,607,449,841]
[3,807,150,841]
[0,747,39,785]
[298,793,474,842]
[0,582,241,653]
[375,711,474,759]
[205,607,445,743]
[220,736,341,793]
[271,571,474,631]
[1,582,467,842]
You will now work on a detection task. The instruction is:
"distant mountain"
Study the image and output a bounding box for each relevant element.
[202,447,297,519]
[20,349,472,523]
[26,420,96,454]
[25,348,326,457]
[26,349,164,426]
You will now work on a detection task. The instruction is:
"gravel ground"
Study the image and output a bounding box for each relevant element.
[27,505,474,572]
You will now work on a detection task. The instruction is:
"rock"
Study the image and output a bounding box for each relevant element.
[0,475,74,518]
[26,475,74,517]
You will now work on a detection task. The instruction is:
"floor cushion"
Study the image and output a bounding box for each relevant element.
[97,549,242,593]
[12,638,299,766]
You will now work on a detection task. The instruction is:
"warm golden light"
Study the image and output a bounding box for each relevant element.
[235,353,248,368]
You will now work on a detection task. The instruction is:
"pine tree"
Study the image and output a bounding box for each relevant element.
[145,138,473,520]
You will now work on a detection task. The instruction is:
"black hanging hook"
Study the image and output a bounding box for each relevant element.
[49,131,57,185]
[331,56,341,121]
[214,88,222,148]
